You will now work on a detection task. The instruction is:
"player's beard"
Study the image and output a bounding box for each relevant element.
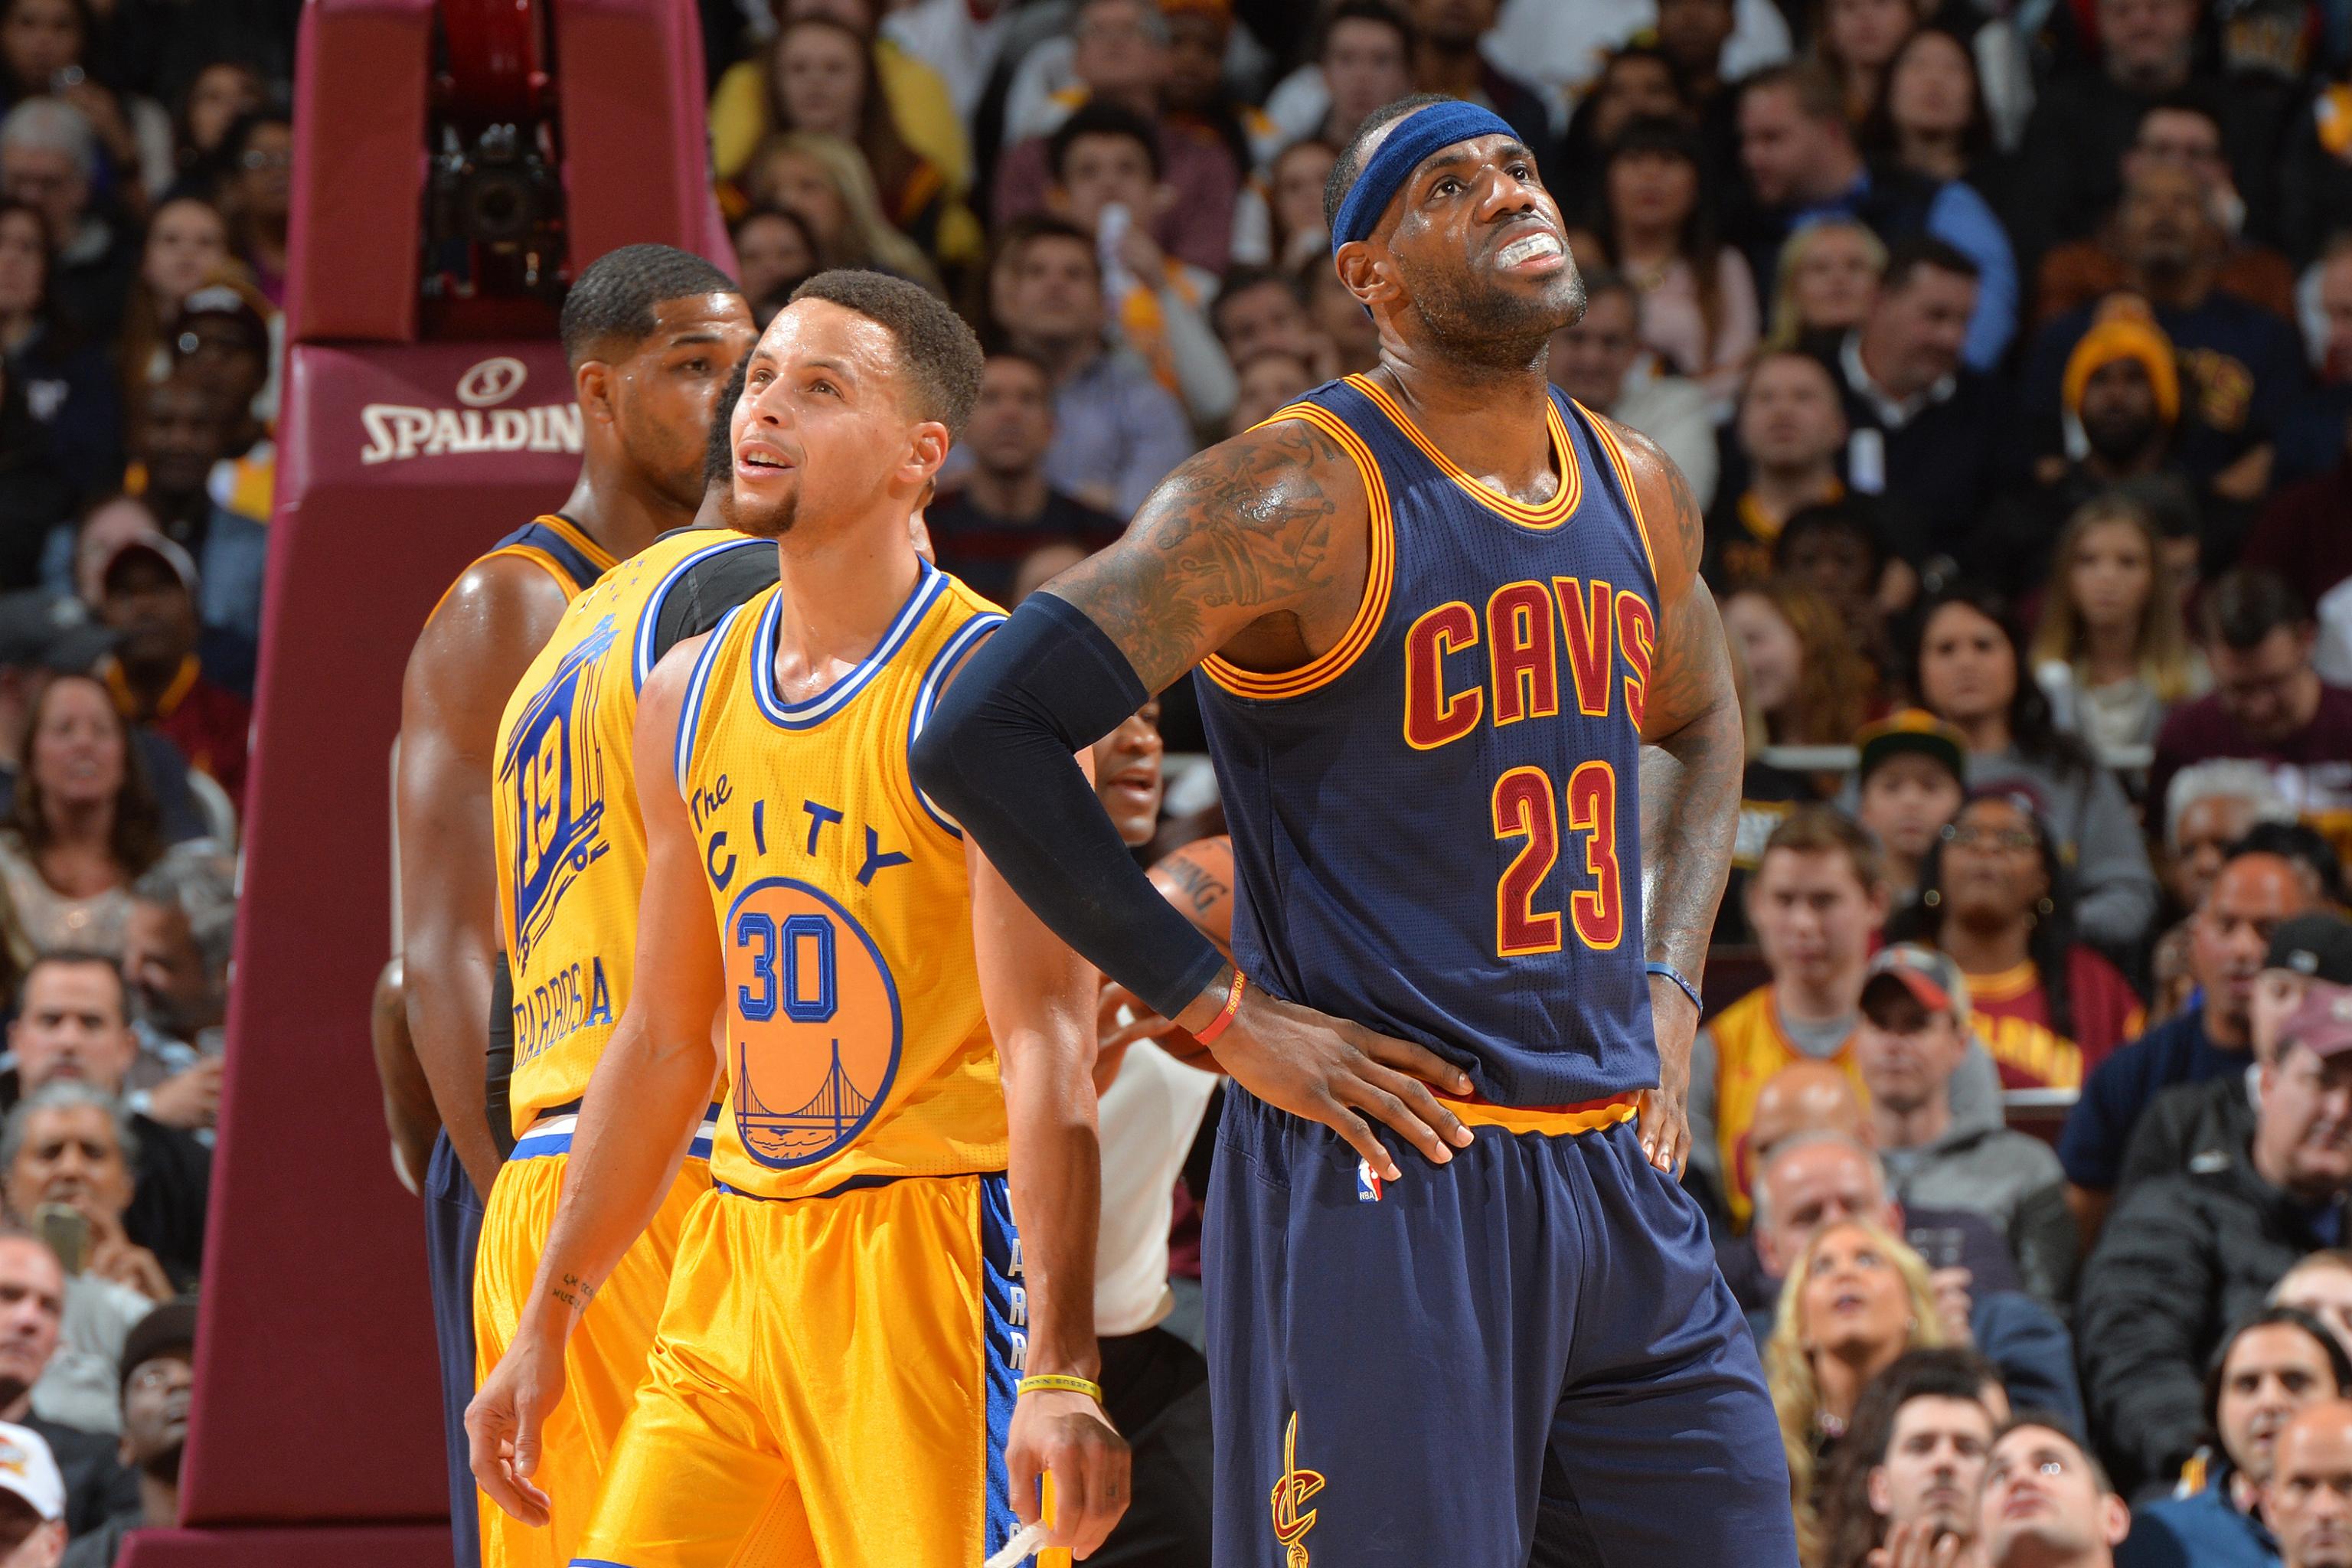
[1393,244,1586,373]
[730,482,799,540]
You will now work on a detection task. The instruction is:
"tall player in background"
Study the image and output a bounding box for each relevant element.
[396,244,750,1566]
[469,273,1126,1565]
[474,360,777,1568]
[918,96,1795,1563]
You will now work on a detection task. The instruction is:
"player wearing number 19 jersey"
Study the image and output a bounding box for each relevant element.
[475,482,774,1566]
[401,247,753,1568]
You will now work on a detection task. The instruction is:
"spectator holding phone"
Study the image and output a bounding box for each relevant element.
[0,1086,165,1305]
[4,954,206,1285]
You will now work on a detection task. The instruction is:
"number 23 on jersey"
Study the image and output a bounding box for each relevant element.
[1491,761,1622,958]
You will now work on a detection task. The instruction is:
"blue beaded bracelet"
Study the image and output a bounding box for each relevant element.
[1645,962,1705,1016]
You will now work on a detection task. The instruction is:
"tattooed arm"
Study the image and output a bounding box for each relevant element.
[917,420,1475,1184]
[1598,415,1743,1178]
[1043,416,1366,691]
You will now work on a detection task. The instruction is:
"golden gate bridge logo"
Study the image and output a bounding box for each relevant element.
[737,1037,877,1163]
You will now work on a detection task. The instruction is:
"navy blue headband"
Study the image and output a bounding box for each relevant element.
[1330,100,1521,253]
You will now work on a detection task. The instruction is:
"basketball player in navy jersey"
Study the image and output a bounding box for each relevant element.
[394,245,752,1567]
[918,95,1795,1564]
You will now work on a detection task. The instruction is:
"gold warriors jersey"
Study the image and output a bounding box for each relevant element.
[492,528,773,1135]
[675,560,1009,1200]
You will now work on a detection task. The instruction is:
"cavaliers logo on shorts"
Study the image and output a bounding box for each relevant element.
[723,876,903,1168]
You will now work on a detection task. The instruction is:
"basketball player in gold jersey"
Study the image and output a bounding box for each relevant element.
[469,271,1127,1564]
[396,244,752,1567]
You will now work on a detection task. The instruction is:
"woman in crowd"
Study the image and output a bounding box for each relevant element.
[1714,591,1814,944]
[1587,116,1758,403]
[0,0,172,201]
[727,206,820,324]
[116,196,235,391]
[2030,496,2207,756]
[0,671,208,954]
[1724,579,1877,756]
[1867,25,1995,190]
[1814,0,1922,126]
[1763,219,1884,355]
[707,0,964,194]
[1908,586,2159,950]
[1886,790,2146,1090]
[216,109,290,305]
[1250,136,1335,271]
[758,16,976,270]
[169,58,264,193]
[0,198,119,498]
[1766,1220,1947,1560]
[744,132,944,296]
[1556,44,1686,215]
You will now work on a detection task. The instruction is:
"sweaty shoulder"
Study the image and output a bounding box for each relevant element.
[406,550,575,717]
[1044,412,1373,694]
[1584,408,1704,601]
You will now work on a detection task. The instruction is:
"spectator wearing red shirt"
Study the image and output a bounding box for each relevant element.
[90,535,244,813]
[2151,570,2352,864]
[1886,791,2145,1093]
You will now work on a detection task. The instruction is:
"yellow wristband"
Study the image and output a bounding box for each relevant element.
[1018,1374,1104,1403]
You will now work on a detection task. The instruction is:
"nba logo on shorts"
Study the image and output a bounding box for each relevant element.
[1356,1158,1382,1203]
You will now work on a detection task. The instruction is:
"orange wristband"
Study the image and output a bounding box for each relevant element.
[1191,970,1246,1047]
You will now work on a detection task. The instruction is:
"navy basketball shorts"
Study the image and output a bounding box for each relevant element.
[424,1131,486,1568]
[1204,1087,1797,1566]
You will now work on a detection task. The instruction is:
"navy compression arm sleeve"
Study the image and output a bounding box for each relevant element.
[912,592,1227,1021]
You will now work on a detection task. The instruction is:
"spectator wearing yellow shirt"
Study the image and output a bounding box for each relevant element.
[1689,807,2004,1232]
[707,0,969,200]
[715,15,980,276]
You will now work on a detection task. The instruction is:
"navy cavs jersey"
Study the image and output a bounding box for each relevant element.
[479,513,617,599]
[1196,374,1661,1109]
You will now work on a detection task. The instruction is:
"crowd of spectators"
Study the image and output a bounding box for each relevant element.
[2,0,2352,1558]
[0,0,270,1544]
